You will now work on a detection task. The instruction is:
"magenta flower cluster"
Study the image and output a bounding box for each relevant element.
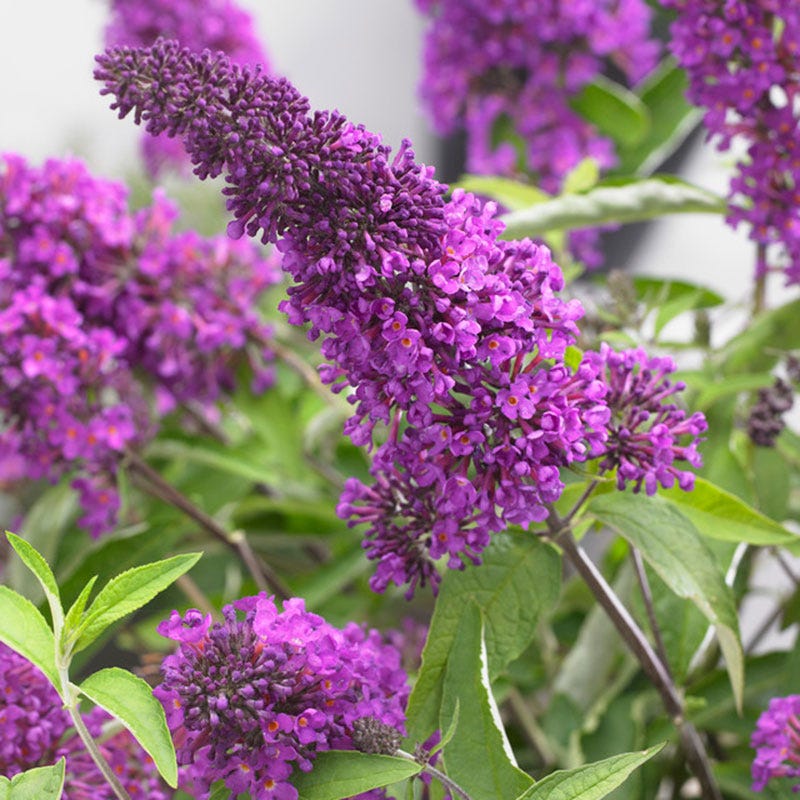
[414,0,659,266]
[105,0,269,177]
[155,595,408,800]
[751,694,800,791]
[665,1,800,283]
[0,642,169,798]
[95,40,707,595]
[0,153,279,536]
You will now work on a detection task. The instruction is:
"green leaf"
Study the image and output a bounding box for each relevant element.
[571,76,650,149]
[0,759,66,800]
[0,586,59,688]
[455,175,550,212]
[721,298,800,373]
[5,532,63,634]
[513,744,664,800]
[562,158,601,195]
[694,373,775,410]
[406,534,561,741]
[62,576,99,645]
[208,781,236,800]
[440,603,533,799]
[71,552,202,653]
[292,751,420,800]
[661,477,797,546]
[616,58,701,176]
[501,176,725,239]
[79,667,178,788]
[589,493,744,711]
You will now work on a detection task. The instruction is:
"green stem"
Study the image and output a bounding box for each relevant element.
[395,749,474,800]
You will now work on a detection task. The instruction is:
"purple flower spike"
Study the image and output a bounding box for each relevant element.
[155,595,409,800]
[588,344,707,494]
[751,694,800,792]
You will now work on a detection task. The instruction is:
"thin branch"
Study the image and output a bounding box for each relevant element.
[125,449,291,600]
[753,243,767,316]
[396,749,474,800]
[505,687,559,769]
[631,547,673,680]
[547,516,722,800]
[564,478,600,525]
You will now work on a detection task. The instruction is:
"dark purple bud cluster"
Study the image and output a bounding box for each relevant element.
[155,596,408,800]
[0,642,169,798]
[747,377,795,447]
[105,0,270,177]
[665,1,800,283]
[0,154,279,536]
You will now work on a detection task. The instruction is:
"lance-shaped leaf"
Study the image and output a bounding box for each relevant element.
[455,175,550,212]
[406,534,561,741]
[70,552,202,653]
[292,752,420,800]
[589,492,744,711]
[0,759,66,800]
[661,477,798,547]
[513,744,664,800]
[501,176,725,239]
[440,603,533,799]
[570,76,650,149]
[0,586,59,689]
[6,532,63,632]
[79,667,178,787]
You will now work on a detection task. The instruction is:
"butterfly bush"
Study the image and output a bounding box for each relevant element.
[0,153,280,536]
[0,642,169,798]
[414,0,660,266]
[751,694,800,791]
[105,0,269,177]
[665,0,800,283]
[94,40,706,595]
[155,595,408,800]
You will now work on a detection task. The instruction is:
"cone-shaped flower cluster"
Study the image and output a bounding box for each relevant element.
[106,0,269,177]
[155,596,408,800]
[751,694,800,791]
[95,40,706,595]
[665,1,800,283]
[0,153,279,536]
[0,643,169,798]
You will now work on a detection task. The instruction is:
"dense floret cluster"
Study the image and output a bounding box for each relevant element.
[0,642,169,798]
[95,41,706,594]
[155,596,408,800]
[0,153,279,536]
[665,1,800,283]
[751,694,800,791]
[106,0,269,176]
[414,0,659,266]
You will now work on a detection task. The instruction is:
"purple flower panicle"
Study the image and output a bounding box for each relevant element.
[751,694,800,792]
[106,0,269,177]
[155,596,408,800]
[0,643,168,798]
[0,153,279,536]
[95,41,706,595]
[587,344,707,494]
[665,1,800,283]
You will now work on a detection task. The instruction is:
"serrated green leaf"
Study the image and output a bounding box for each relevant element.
[616,58,701,176]
[440,604,533,799]
[513,744,664,800]
[72,552,201,653]
[0,586,59,689]
[571,76,650,149]
[2,760,65,800]
[79,667,178,787]
[292,751,420,800]
[406,534,561,741]
[661,477,797,546]
[589,493,744,711]
[455,175,550,212]
[6,532,62,631]
[501,176,725,239]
